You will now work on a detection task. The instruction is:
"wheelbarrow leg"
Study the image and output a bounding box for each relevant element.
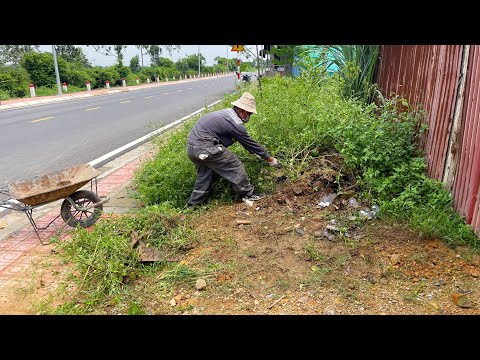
[24,208,50,245]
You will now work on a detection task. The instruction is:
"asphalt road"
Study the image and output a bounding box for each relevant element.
[0,76,237,189]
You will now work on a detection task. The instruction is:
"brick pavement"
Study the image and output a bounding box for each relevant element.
[0,156,143,279]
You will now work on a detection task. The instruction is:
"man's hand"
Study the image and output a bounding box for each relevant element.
[267,157,280,167]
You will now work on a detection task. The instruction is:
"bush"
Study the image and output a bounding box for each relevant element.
[21,52,61,88]
[0,65,30,99]
[92,67,117,89]
[134,74,479,248]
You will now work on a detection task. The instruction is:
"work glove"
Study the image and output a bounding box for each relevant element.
[267,157,280,168]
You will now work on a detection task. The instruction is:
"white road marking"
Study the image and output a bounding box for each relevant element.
[31,116,54,123]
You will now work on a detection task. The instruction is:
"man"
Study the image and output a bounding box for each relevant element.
[186,91,279,208]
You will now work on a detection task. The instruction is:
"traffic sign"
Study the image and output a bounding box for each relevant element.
[231,45,245,52]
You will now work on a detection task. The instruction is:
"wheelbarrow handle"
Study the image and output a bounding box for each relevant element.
[64,196,110,212]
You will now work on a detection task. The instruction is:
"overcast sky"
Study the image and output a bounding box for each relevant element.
[38,45,260,67]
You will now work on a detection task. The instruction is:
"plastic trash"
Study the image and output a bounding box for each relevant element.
[359,205,380,220]
[243,198,254,207]
[348,197,359,208]
[359,209,371,219]
[318,193,337,207]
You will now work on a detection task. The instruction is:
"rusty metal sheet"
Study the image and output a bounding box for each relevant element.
[376,45,480,237]
[376,45,462,180]
[452,46,480,236]
[7,164,99,206]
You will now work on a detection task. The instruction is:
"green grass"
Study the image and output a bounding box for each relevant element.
[42,204,199,314]
[133,73,479,250]
[33,85,89,97]
[39,68,480,314]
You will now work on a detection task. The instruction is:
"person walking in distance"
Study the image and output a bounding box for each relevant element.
[186,91,279,208]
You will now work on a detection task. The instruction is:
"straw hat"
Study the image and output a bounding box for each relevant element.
[231,91,257,114]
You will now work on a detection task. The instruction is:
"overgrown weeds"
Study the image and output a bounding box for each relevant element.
[42,204,199,314]
[134,73,478,249]
[44,66,480,314]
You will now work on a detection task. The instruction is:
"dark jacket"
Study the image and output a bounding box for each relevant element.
[187,108,271,160]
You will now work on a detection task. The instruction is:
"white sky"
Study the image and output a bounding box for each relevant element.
[38,45,260,67]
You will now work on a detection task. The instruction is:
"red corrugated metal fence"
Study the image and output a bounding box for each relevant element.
[453,46,480,231]
[376,45,480,237]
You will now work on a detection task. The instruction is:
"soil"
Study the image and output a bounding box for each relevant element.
[2,156,480,315]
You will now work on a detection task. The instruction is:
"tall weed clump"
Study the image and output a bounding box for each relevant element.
[134,75,357,207]
[256,75,478,248]
[49,204,197,314]
[134,94,244,207]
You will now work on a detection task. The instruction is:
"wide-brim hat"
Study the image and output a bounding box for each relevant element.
[231,91,257,114]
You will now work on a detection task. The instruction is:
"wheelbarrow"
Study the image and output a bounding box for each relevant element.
[0,164,109,244]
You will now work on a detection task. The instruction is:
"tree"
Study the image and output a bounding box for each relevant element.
[270,45,297,65]
[156,57,174,68]
[21,52,64,87]
[0,45,39,66]
[164,45,181,61]
[135,45,149,68]
[148,45,163,66]
[0,65,30,98]
[55,45,91,67]
[130,55,140,73]
[215,56,236,71]
[91,45,128,66]
[175,54,205,73]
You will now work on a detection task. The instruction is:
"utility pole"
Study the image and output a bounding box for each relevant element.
[140,46,144,68]
[226,45,229,73]
[52,45,63,96]
[198,45,201,77]
[236,50,240,80]
[256,45,262,96]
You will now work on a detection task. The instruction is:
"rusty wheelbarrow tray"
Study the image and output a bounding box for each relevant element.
[0,164,109,244]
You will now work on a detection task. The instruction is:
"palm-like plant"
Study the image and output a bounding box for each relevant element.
[300,45,380,104]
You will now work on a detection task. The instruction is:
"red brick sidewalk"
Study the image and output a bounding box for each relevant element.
[0,157,141,279]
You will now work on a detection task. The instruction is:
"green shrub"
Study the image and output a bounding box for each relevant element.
[0,65,30,99]
[134,73,479,248]
[21,52,63,88]
[92,66,117,89]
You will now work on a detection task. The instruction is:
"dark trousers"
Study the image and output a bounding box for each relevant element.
[187,143,254,205]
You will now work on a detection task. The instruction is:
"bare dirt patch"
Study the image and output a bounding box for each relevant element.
[1,158,479,315]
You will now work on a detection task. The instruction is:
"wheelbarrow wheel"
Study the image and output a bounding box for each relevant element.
[60,190,103,228]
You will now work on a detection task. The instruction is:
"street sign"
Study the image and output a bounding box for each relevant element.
[231,45,245,52]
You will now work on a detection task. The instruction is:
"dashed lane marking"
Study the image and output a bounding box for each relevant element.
[30,116,54,123]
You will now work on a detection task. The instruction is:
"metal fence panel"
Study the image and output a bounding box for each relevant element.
[452,46,480,237]
[377,45,462,180]
[376,45,480,237]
